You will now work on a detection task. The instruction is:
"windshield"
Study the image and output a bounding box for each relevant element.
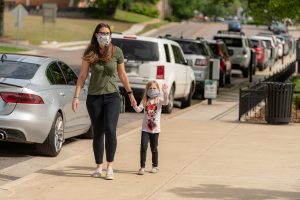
[112,38,159,61]
[214,37,243,48]
[0,61,39,79]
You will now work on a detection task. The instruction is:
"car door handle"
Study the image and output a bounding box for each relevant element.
[59,92,65,97]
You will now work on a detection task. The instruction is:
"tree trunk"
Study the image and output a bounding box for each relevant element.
[0,0,4,37]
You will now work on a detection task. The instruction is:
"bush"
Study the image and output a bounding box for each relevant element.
[129,2,159,18]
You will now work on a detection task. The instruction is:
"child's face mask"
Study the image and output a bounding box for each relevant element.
[147,89,160,98]
[97,34,111,46]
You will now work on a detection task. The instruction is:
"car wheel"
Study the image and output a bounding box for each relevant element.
[242,68,248,78]
[36,113,64,157]
[162,85,174,114]
[219,71,225,87]
[225,71,231,84]
[80,125,94,139]
[181,83,193,108]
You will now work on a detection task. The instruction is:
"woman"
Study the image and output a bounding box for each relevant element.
[72,23,136,180]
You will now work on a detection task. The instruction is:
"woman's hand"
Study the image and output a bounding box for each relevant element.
[129,94,137,107]
[72,98,79,113]
[162,83,168,94]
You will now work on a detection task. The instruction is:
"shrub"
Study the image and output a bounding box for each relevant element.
[129,2,159,18]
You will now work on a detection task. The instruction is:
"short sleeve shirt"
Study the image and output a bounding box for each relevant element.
[88,47,124,95]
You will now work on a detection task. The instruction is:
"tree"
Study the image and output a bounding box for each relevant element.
[170,0,199,19]
[0,0,4,37]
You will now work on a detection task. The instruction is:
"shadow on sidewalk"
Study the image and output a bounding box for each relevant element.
[168,184,300,199]
[37,166,137,177]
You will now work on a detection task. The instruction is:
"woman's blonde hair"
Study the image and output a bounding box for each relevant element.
[82,23,115,64]
[141,80,160,107]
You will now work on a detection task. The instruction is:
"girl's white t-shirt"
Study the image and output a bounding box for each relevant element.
[134,93,168,134]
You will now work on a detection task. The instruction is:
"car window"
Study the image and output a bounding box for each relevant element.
[0,61,39,80]
[214,37,243,48]
[176,40,207,55]
[250,40,259,48]
[208,43,217,55]
[112,38,159,61]
[59,62,77,85]
[221,44,230,57]
[164,44,171,63]
[171,45,186,65]
[47,62,66,85]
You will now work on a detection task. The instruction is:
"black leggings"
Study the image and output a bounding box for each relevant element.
[86,93,120,164]
[140,131,159,168]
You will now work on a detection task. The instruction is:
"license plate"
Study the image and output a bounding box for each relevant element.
[125,66,138,75]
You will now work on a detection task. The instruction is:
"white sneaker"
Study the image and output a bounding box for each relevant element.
[105,169,114,180]
[138,168,145,175]
[91,168,102,178]
[150,167,159,173]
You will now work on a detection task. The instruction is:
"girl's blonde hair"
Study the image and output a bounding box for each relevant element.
[142,81,160,107]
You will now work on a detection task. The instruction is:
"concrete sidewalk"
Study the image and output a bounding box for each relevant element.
[0,97,300,200]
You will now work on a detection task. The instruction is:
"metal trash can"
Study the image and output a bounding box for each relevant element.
[265,82,295,124]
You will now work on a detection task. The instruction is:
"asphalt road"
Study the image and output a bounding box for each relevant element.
[0,21,297,187]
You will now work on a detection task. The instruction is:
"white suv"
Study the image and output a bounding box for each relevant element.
[112,34,196,113]
[214,31,252,77]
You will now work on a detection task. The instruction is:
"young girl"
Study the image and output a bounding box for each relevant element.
[133,81,169,175]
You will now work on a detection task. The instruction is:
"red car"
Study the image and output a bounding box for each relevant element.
[250,39,266,71]
[208,40,232,87]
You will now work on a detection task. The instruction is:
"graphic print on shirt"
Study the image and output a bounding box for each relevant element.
[145,101,158,131]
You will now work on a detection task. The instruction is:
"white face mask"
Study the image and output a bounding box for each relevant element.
[147,89,160,98]
[97,34,111,46]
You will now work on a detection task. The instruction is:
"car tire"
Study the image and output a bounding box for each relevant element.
[80,126,94,139]
[36,113,64,157]
[181,83,193,108]
[242,68,248,78]
[219,71,225,87]
[162,85,174,114]
[225,71,231,84]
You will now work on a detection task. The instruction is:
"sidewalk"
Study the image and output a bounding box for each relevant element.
[0,94,300,200]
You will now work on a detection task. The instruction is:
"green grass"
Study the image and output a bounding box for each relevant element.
[4,11,133,45]
[113,9,154,24]
[0,45,28,53]
[137,20,169,35]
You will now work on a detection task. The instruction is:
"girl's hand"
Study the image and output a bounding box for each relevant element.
[162,83,168,94]
[72,98,79,112]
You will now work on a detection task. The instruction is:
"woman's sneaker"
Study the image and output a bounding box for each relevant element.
[105,169,114,180]
[91,168,102,178]
[138,168,145,175]
[150,167,159,173]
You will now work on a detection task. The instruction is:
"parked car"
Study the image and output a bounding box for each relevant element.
[257,32,279,60]
[111,34,196,113]
[158,35,217,98]
[207,39,232,86]
[249,38,268,71]
[228,20,241,32]
[0,53,92,156]
[276,35,289,56]
[214,31,252,77]
[251,35,275,69]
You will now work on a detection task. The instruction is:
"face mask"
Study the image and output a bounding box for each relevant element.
[147,89,160,98]
[97,34,111,46]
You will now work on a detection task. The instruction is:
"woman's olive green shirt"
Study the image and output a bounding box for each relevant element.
[88,47,124,95]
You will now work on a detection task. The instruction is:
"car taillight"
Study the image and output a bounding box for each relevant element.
[255,47,263,54]
[194,59,208,67]
[0,92,44,104]
[242,49,247,55]
[156,65,164,79]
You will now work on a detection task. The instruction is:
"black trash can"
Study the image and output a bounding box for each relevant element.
[265,82,295,124]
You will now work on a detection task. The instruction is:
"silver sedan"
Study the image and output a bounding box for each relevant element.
[0,53,92,156]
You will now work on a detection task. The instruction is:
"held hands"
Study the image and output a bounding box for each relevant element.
[129,94,137,107]
[72,98,79,113]
[162,83,168,94]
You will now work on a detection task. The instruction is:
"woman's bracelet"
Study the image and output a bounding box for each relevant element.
[127,91,133,95]
[73,96,79,98]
